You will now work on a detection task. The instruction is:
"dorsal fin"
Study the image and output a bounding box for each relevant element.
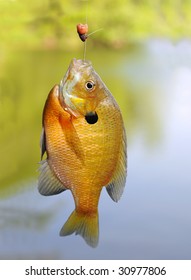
[106,125,127,202]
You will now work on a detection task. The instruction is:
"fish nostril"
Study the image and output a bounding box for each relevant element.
[85,112,98,124]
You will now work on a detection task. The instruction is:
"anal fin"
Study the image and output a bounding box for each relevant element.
[38,160,67,196]
[40,127,46,160]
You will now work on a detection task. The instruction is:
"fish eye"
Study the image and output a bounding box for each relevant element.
[85,80,95,91]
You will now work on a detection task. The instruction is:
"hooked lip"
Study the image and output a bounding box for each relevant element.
[68,58,93,79]
[60,58,92,88]
[71,58,92,70]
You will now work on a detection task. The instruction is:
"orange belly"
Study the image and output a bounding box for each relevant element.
[44,86,124,213]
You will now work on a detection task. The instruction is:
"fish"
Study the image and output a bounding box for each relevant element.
[38,58,127,247]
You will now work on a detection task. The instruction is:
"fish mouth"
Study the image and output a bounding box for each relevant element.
[62,58,92,83]
[85,111,98,124]
[70,58,92,72]
[60,58,91,90]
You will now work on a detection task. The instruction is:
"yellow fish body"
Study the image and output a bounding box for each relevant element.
[38,58,127,247]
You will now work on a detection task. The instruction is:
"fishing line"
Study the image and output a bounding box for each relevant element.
[80,0,103,61]
[88,28,103,37]
[83,39,87,61]
[83,0,88,61]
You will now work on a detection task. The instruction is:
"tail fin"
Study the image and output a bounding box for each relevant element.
[60,210,99,248]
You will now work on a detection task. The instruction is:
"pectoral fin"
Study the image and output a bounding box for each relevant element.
[59,114,85,163]
[38,159,67,196]
[106,126,127,202]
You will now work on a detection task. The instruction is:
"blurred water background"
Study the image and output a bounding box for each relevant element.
[0,0,191,259]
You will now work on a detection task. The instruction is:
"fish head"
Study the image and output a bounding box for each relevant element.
[59,58,104,119]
